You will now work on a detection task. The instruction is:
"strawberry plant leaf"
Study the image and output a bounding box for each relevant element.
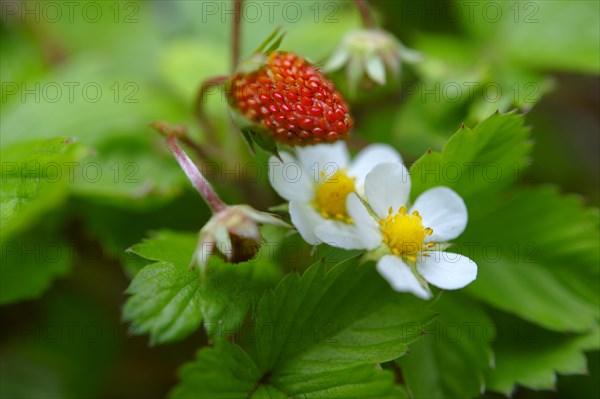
[396,293,493,399]
[409,111,532,202]
[123,258,200,346]
[485,313,600,395]
[169,343,278,399]
[460,186,599,333]
[70,134,187,208]
[171,258,422,397]
[170,343,404,399]
[1,137,89,241]
[409,112,598,333]
[123,229,282,344]
[247,258,431,395]
[248,258,435,377]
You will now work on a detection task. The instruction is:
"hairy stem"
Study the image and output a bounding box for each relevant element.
[151,121,226,213]
[353,0,376,28]
[167,135,227,213]
[150,120,209,160]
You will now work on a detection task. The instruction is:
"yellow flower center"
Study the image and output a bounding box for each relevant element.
[313,171,355,223]
[380,206,434,261]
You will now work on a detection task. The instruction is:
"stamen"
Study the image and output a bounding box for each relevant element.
[380,206,428,259]
[424,227,433,236]
[313,170,355,223]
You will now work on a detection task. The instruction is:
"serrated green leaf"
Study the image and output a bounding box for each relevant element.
[248,259,434,395]
[393,34,550,157]
[409,111,532,201]
[123,229,282,344]
[170,343,402,399]
[397,293,493,399]
[486,313,600,395]
[171,259,429,397]
[123,259,202,345]
[200,255,282,341]
[461,186,599,333]
[123,230,202,344]
[127,230,198,270]
[407,113,598,332]
[170,343,263,399]
[1,137,89,241]
[250,259,434,372]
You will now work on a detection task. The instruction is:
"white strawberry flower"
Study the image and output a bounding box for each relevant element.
[268,141,402,246]
[316,162,477,300]
[323,29,422,95]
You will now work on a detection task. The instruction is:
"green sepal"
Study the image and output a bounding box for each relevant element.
[229,108,281,159]
[267,203,289,213]
[253,25,285,55]
[264,31,286,55]
[239,127,256,155]
[244,128,282,161]
[234,53,268,75]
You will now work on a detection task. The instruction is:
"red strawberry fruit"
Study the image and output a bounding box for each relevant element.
[228,52,353,146]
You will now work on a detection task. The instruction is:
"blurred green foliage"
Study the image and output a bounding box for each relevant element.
[1,1,598,398]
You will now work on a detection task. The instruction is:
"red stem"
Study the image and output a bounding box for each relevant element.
[166,135,226,213]
[353,0,376,28]
[194,75,230,146]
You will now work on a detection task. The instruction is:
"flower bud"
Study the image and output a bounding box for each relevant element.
[324,29,421,95]
[194,205,288,271]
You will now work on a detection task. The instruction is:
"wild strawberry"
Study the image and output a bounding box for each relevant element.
[228,52,353,146]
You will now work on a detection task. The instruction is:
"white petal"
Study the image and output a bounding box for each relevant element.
[213,225,232,261]
[346,193,381,250]
[268,153,314,202]
[323,48,350,72]
[376,255,432,300]
[365,162,411,219]
[289,201,323,245]
[295,142,350,183]
[366,55,386,85]
[246,208,290,228]
[411,187,467,242]
[416,252,477,290]
[315,220,364,250]
[348,144,402,195]
[346,56,364,96]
